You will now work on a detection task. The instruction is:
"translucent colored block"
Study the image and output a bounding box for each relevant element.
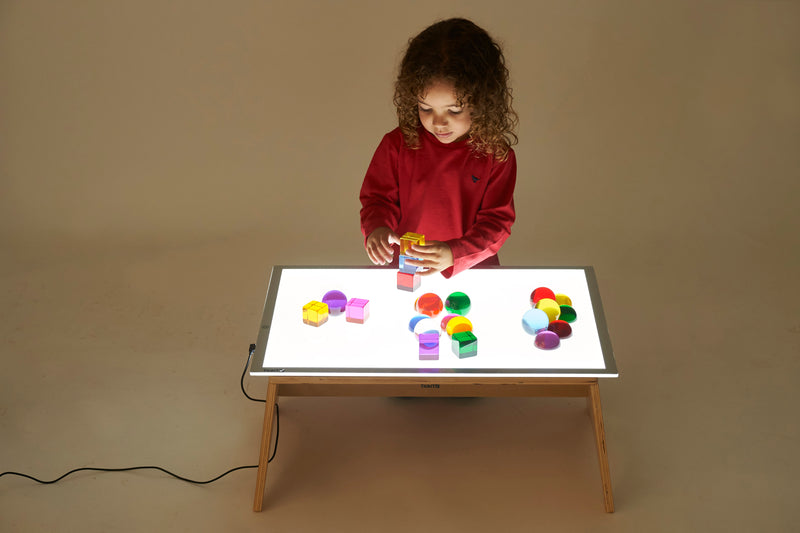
[440,314,458,330]
[345,298,370,324]
[418,332,439,360]
[548,319,572,338]
[534,330,561,350]
[414,293,443,317]
[522,308,549,335]
[413,317,440,337]
[452,331,478,358]
[409,315,428,332]
[530,287,556,306]
[302,300,329,327]
[399,232,425,256]
[322,290,347,315]
[397,271,421,292]
[554,293,572,306]
[399,254,421,273]
[445,316,473,336]
[444,291,471,315]
[559,305,577,323]
[535,298,561,322]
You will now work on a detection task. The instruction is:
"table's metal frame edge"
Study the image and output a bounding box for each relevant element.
[249,265,284,374]
[584,266,618,376]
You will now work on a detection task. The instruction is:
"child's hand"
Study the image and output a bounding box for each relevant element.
[407,241,454,276]
[365,227,400,265]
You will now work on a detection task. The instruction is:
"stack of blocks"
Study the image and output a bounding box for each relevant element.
[397,232,425,292]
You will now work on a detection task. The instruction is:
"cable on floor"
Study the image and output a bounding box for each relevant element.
[0,343,278,485]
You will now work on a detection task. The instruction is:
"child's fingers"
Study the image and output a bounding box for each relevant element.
[418,266,439,277]
[368,244,391,265]
[408,242,453,274]
[408,244,438,259]
[365,228,398,265]
[368,240,394,265]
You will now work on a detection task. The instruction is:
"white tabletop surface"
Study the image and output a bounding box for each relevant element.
[250,266,618,378]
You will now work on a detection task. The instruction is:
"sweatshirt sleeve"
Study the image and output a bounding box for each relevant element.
[442,149,517,277]
[359,131,402,242]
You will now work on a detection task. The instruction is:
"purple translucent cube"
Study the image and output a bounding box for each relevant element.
[418,332,439,360]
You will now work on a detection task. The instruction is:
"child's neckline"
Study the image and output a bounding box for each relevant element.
[419,128,470,149]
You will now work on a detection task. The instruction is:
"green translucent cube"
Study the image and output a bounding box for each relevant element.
[452,331,478,358]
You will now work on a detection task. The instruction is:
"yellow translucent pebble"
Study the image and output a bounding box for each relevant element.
[535,298,561,322]
[445,316,473,336]
[555,293,572,306]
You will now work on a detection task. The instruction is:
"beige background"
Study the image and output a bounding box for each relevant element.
[2,1,798,531]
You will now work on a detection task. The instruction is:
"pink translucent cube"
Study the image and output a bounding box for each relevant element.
[345,298,370,324]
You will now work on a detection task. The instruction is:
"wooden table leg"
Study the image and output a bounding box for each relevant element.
[253,381,279,512]
[588,380,615,513]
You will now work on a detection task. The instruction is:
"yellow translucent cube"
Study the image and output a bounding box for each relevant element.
[400,232,425,256]
[302,300,329,327]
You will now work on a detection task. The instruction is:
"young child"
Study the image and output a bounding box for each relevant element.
[359,18,518,278]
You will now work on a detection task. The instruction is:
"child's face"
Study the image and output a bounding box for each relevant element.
[417,80,472,144]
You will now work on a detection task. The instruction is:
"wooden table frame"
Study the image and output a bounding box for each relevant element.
[253,375,614,513]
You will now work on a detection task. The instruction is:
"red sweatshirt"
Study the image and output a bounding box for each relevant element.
[359,127,516,278]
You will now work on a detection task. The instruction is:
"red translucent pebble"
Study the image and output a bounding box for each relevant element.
[530,287,556,306]
[440,314,458,330]
[534,330,561,350]
[547,320,573,338]
[415,293,443,317]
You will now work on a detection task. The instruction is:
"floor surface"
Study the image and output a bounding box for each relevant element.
[2,234,797,532]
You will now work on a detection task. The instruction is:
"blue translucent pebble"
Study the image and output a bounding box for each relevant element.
[522,308,550,335]
[408,315,428,333]
[413,318,440,337]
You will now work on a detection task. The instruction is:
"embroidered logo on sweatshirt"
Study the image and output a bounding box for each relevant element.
[471,175,480,183]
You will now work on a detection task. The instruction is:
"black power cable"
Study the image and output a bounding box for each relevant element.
[242,344,266,403]
[0,344,278,485]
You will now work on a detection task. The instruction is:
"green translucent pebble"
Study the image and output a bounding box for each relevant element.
[445,291,471,315]
[559,305,577,323]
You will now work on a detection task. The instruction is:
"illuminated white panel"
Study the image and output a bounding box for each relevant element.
[254,267,617,378]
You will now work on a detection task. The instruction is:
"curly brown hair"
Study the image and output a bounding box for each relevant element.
[393,18,518,161]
